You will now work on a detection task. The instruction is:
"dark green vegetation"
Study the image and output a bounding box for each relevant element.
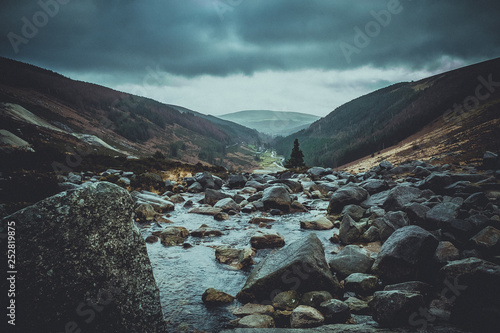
[285,139,306,168]
[275,57,500,167]
[219,110,320,136]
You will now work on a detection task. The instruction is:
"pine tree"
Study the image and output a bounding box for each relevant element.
[285,139,305,168]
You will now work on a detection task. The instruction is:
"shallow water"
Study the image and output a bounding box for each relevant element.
[140,191,338,332]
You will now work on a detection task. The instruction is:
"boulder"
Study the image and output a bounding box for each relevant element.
[426,202,461,226]
[195,171,216,189]
[0,182,166,332]
[160,226,189,246]
[233,303,274,317]
[269,179,303,193]
[383,281,433,302]
[308,167,329,178]
[328,184,369,214]
[272,290,300,310]
[329,245,374,280]
[237,233,339,303]
[434,241,460,265]
[372,225,439,283]
[214,198,240,212]
[482,151,499,170]
[375,211,410,242]
[188,181,203,193]
[419,172,453,193]
[262,186,292,212]
[300,216,334,230]
[202,288,234,304]
[344,273,379,295]
[339,214,364,244]
[300,291,333,309]
[341,204,366,221]
[204,188,230,206]
[360,179,388,194]
[290,305,325,328]
[237,314,275,328]
[191,224,223,238]
[133,192,175,212]
[403,203,431,229]
[319,299,351,324]
[371,290,424,327]
[383,186,422,211]
[470,226,500,253]
[250,231,285,249]
[228,174,248,189]
[215,246,254,270]
[134,202,157,221]
[344,297,370,315]
[188,206,222,216]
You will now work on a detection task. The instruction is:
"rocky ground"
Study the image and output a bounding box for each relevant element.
[1,152,499,332]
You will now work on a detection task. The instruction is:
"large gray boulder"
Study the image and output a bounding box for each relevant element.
[327,184,369,214]
[0,182,166,333]
[375,211,410,242]
[329,245,374,280]
[204,188,230,206]
[262,186,292,212]
[426,202,461,226]
[372,225,439,283]
[382,186,422,211]
[371,290,424,327]
[237,233,340,303]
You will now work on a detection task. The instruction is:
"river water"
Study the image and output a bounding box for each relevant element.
[140,191,338,332]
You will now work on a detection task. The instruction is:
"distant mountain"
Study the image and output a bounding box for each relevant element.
[218,110,320,137]
[275,57,500,167]
[0,57,262,170]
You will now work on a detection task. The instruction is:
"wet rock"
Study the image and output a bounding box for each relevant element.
[249,217,275,224]
[134,203,157,221]
[371,290,424,327]
[273,290,300,310]
[360,179,388,194]
[191,224,223,238]
[133,192,175,212]
[300,291,333,309]
[403,203,431,229]
[319,299,351,324]
[341,204,366,221]
[262,186,292,212]
[373,225,439,283]
[188,181,203,193]
[237,314,275,328]
[228,174,248,189]
[214,198,240,212]
[361,190,390,209]
[145,235,159,243]
[426,202,461,225]
[483,151,499,170]
[215,246,254,270]
[0,182,166,332]
[439,219,474,241]
[233,303,274,317]
[188,206,222,216]
[344,297,371,315]
[419,172,454,193]
[328,184,369,214]
[308,167,329,178]
[270,208,282,215]
[291,200,307,212]
[344,273,379,296]
[195,171,216,190]
[339,214,364,244]
[160,226,189,246]
[463,192,489,210]
[291,305,325,328]
[300,216,334,230]
[270,179,303,193]
[470,226,500,253]
[245,180,266,191]
[434,241,460,265]
[250,231,285,249]
[383,281,433,302]
[202,288,235,304]
[361,225,381,243]
[375,211,410,242]
[169,193,185,204]
[238,233,339,303]
[204,188,230,206]
[214,212,230,221]
[383,186,422,211]
[329,245,374,280]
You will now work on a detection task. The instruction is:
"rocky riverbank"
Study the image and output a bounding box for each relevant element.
[1,152,499,332]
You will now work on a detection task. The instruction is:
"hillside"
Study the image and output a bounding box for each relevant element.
[218,110,320,137]
[275,57,500,168]
[0,57,261,171]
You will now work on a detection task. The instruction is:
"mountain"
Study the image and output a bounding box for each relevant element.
[0,57,262,171]
[275,57,500,168]
[218,110,320,137]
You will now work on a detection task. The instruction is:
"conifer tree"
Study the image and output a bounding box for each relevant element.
[285,139,305,168]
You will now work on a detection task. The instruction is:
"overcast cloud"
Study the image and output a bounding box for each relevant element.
[1,0,499,116]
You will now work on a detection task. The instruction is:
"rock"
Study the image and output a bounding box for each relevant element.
[300,216,334,230]
[329,245,374,280]
[191,224,223,238]
[463,192,490,209]
[169,193,185,203]
[188,181,203,193]
[339,214,364,244]
[372,225,439,283]
[272,290,300,310]
[291,200,307,212]
[426,202,461,225]
[361,225,380,242]
[360,179,388,194]
[245,180,266,191]
[228,174,248,189]
[439,219,474,241]
[215,246,254,270]
[145,235,159,243]
[383,281,433,302]
[270,208,281,215]
[341,204,366,221]
[195,171,216,189]
[249,217,275,224]
[214,198,240,212]
[262,186,292,212]
[133,192,175,212]
[202,288,234,304]
[250,231,285,249]
[134,203,157,221]
[383,186,422,211]
[403,203,431,229]
[375,211,410,242]
[214,212,230,221]
[290,305,325,328]
[300,291,333,309]
[344,273,379,296]
[270,179,303,193]
[204,188,230,206]
[470,226,500,253]
[0,182,166,332]
[160,226,189,246]
[379,160,393,170]
[118,177,131,185]
[319,299,351,324]
[344,297,370,315]
[188,206,222,216]
[237,314,275,328]
[434,241,460,265]
[233,303,274,317]
[237,233,339,303]
[419,172,454,193]
[327,184,369,214]
[361,190,390,209]
[371,290,424,327]
[308,167,329,178]
[483,151,499,170]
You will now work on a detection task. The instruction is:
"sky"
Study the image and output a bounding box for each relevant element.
[1,0,499,117]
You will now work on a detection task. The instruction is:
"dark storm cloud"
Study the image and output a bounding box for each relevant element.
[1,0,499,83]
